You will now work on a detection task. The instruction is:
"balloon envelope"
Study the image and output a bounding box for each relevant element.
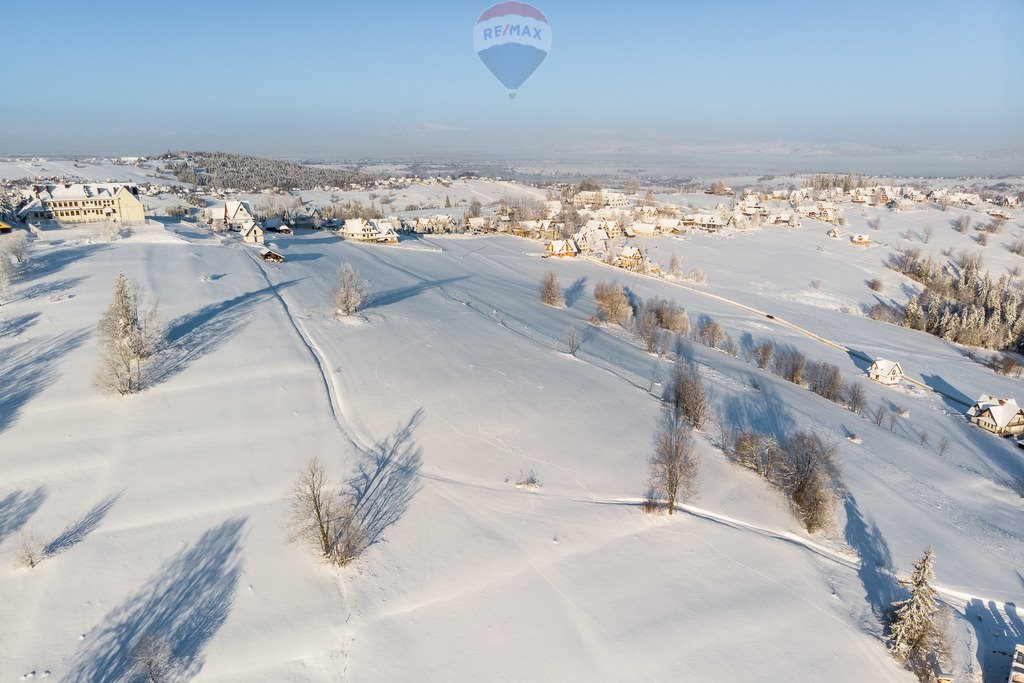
[473,2,551,93]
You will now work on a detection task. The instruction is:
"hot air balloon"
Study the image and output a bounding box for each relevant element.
[473,2,551,99]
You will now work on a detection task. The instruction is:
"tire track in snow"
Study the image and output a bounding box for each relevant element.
[242,248,373,455]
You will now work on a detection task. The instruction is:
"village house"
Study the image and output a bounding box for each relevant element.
[545,239,578,257]
[216,200,256,228]
[632,221,658,237]
[240,221,265,245]
[618,245,645,271]
[19,182,146,224]
[827,227,841,238]
[867,358,904,385]
[0,220,12,234]
[1003,196,1020,209]
[573,224,609,254]
[851,234,871,246]
[966,395,1024,436]
[263,218,294,234]
[341,218,399,243]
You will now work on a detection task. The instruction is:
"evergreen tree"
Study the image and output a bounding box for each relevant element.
[889,547,948,679]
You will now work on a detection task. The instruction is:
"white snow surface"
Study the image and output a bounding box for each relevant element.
[2,208,1023,680]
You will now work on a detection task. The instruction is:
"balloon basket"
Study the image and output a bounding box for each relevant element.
[508,92,517,100]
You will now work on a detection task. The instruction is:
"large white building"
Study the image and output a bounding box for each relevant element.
[19,183,146,224]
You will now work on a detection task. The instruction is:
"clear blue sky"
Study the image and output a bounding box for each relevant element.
[3,0,1022,158]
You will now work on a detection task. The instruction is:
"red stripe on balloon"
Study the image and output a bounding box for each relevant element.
[477,1,548,24]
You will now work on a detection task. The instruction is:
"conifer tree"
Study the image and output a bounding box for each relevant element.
[889,547,949,680]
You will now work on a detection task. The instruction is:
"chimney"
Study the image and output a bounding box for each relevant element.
[998,399,1006,406]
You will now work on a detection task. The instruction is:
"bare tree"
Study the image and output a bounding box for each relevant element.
[732,432,785,479]
[872,404,887,426]
[334,263,367,316]
[131,634,177,682]
[288,457,338,561]
[632,300,659,352]
[564,325,583,355]
[772,347,807,385]
[593,281,632,326]
[667,360,709,430]
[952,215,970,233]
[648,412,700,514]
[918,430,929,447]
[0,253,13,303]
[668,252,682,278]
[921,226,933,244]
[752,341,774,369]
[3,233,29,264]
[807,361,845,402]
[540,271,562,307]
[937,435,950,456]
[696,317,725,348]
[781,431,841,532]
[15,529,44,569]
[844,382,867,414]
[94,273,162,395]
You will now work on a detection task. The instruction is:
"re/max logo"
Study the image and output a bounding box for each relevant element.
[482,23,543,41]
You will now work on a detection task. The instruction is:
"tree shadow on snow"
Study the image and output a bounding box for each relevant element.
[19,243,108,282]
[0,486,48,545]
[919,373,973,410]
[45,491,122,557]
[564,276,588,308]
[843,494,903,623]
[364,276,469,311]
[0,329,90,433]
[148,281,298,387]
[13,276,88,304]
[0,311,41,338]
[964,598,1022,683]
[67,517,245,682]
[345,410,424,553]
[721,377,796,440]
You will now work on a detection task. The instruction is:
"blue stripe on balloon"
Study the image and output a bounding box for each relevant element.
[476,43,547,91]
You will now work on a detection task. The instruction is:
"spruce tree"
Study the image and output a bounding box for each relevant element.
[889,547,946,678]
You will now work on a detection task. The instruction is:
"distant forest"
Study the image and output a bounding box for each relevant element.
[158,151,376,191]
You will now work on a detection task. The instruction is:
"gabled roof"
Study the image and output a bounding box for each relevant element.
[870,358,903,376]
[225,200,253,221]
[967,395,1023,428]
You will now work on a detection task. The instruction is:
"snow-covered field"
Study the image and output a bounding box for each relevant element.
[2,201,1023,680]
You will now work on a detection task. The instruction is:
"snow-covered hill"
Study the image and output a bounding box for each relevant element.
[1,216,1022,680]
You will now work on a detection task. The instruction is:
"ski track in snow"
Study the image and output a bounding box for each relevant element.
[240,236,1017,677]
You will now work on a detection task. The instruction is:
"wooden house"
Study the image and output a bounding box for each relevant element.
[966,395,1024,436]
[259,248,285,263]
[545,239,578,257]
[851,234,871,246]
[241,221,265,245]
[868,358,904,385]
[618,245,645,270]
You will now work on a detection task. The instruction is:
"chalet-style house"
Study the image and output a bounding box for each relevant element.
[966,395,1024,436]
[545,239,578,257]
[241,221,265,245]
[341,218,398,243]
[868,358,904,385]
[618,245,645,270]
[1003,196,1020,209]
[214,200,256,228]
[259,247,285,262]
[19,183,145,224]
[851,234,871,246]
